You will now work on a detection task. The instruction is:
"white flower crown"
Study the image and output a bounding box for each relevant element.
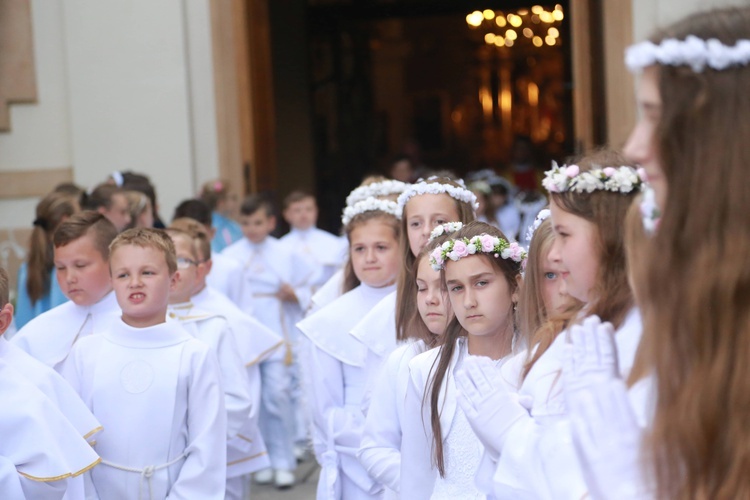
[430,234,527,271]
[346,180,410,207]
[626,36,750,73]
[428,222,464,243]
[524,208,551,246]
[397,177,479,216]
[542,161,646,194]
[341,197,401,226]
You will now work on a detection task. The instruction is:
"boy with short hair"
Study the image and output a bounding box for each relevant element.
[13,211,120,372]
[170,218,281,499]
[222,194,315,488]
[173,199,243,304]
[0,266,101,499]
[63,228,227,498]
[165,228,252,440]
[280,190,347,287]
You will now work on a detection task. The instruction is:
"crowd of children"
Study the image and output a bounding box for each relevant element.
[4,5,750,499]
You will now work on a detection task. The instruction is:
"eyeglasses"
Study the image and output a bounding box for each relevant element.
[176,257,199,270]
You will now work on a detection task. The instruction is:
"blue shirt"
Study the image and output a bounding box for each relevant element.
[211,212,243,253]
[14,263,68,329]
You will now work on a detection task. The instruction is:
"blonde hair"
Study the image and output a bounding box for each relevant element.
[0,267,9,307]
[396,178,476,341]
[109,228,177,275]
[26,191,80,303]
[517,218,558,347]
[169,218,211,262]
[638,7,750,498]
[123,190,152,229]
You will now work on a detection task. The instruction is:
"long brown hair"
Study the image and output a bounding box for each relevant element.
[26,192,79,303]
[524,150,636,379]
[636,8,750,498]
[342,210,401,293]
[426,221,521,477]
[396,178,476,343]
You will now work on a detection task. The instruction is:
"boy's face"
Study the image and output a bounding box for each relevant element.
[240,210,276,244]
[283,197,317,231]
[169,236,199,304]
[110,244,176,328]
[54,233,112,307]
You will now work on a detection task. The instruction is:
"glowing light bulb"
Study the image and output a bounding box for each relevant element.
[532,36,543,47]
[483,9,495,20]
[548,27,559,38]
[506,29,518,40]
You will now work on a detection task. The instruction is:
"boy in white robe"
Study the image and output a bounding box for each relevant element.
[0,267,101,500]
[280,190,347,288]
[13,212,121,372]
[222,195,315,489]
[62,227,227,499]
[169,217,281,498]
[173,199,244,305]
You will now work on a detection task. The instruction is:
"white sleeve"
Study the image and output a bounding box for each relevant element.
[358,348,404,493]
[290,254,316,312]
[398,367,435,500]
[211,324,254,438]
[167,349,227,500]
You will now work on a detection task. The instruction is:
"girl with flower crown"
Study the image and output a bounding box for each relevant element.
[357,223,460,499]
[308,176,409,315]
[399,221,525,499]
[455,150,644,499]
[349,177,476,393]
[561,7,750,499]
[297,198,402,499]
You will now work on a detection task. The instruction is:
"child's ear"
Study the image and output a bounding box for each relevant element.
[512,274,523,304]
[170,271,180,291]
[0,303,14,336]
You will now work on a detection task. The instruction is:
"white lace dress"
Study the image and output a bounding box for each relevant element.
[431,342,486,500]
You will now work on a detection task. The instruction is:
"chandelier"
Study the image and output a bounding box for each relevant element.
[465,4,564,49]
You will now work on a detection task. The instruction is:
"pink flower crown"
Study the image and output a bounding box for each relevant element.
[430,234,527,271]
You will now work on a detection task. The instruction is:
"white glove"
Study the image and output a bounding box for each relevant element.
[563,318,650,500]
[456,356,529,458]
[564,315,619,395]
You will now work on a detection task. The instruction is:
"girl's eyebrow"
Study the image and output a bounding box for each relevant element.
[446,272,493,285]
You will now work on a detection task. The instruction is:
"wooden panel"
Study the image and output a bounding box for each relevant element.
[210,0,245,194]
[0,0,38,131]
[602,0,636,147]
[0,167,73,199]
[245,0,277,193]
[570,0,595,152]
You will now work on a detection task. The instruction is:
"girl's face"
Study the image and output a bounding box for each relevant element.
[623,67,666,208]
[350,219,400,288]
[405,194,460,257]
[445,254,514,339]
[137,200,154,228]
[416,256,452,336]
[548,197,599,303]
[541,246,568,314]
